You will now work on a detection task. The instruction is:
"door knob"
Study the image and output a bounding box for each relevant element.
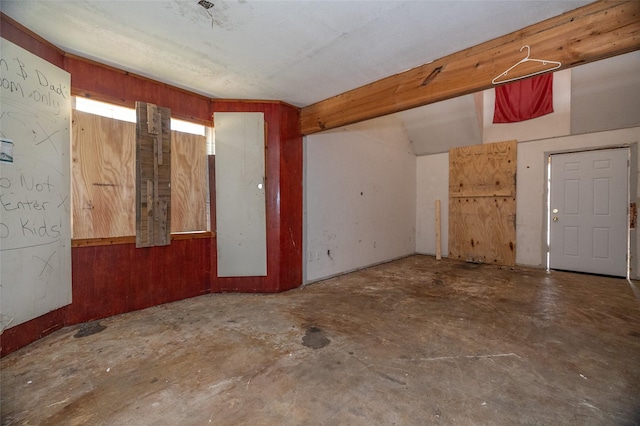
[553,216,559,222]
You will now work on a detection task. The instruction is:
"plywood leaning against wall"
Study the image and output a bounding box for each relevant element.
[449,140,516,265]
[136,102,171,248]
[171,130,207,233]
[0,38,72,329]
[72,110,135,238]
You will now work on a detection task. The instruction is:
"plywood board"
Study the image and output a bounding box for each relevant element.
[136,102,171,247]
[171,131,207,232]
[449,140,516,265]
[449,196,516,265]
[449,140,516,198]
[72,110,136,238]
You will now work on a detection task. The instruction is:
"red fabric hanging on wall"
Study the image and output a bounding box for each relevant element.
[493,73,554,123]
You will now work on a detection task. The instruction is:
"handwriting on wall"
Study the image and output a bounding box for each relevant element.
[0,38,72,330]
[0,173,65,247]
[0,55,67,115]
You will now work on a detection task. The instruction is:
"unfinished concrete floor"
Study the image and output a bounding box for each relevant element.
[2,255,640,425]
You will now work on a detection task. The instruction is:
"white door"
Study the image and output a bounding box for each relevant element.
[549,148,628,277]
[214,112,267,277]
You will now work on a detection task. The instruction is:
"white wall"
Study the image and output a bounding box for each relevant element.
[415,153,449,256]
[516,127,640,276]
[304,115,416,283]
[571,51,640,134]
[483,69,571,143]
[307,53,639,279]
[399,94,482,156]
[415,128,640,275]
[414,69,574,258]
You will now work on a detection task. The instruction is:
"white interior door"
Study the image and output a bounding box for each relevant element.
[214,112,267,277]
[549,148,628,277]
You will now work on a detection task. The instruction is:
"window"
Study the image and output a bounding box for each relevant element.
[72,97,210,240]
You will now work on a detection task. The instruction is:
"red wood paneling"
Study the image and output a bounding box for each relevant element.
[0,18,303,357]
[211,101,282,293]
[0,14,65,68]
[278,104,304,290]
[67,238,211,325]
[1,13,211,124]
[65,55,211,125]
[1,238,211,357]
[0,308,65,357]
[209,101,302,293]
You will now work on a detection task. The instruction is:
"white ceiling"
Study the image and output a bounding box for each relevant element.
[1,0,595,107]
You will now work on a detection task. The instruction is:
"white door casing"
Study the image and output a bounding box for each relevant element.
[549,148,628,277]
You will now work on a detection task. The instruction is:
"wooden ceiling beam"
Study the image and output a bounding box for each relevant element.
[300,0,640,135]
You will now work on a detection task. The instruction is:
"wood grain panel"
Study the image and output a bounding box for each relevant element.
[301,1,640,134]
[210,102,277,292]
[2,235,212,357]
[70,232,211,248]
[72,110,135,238]
[449,141,517,265]
[0,307,65,357]
[0,14,65,68]
[171,131,208,232]
[449,140,516,198]
[63,54,212,126]
[66,238,211,325]
[72,236,136,247]
[1,20,303,355]
[449,197,517,265]
[136,102,171,247]
[278,103,303,290]
[209,101,302,292]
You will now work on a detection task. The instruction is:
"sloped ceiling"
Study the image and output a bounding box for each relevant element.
[402,50,640,156]
[1,0,594,107]
[570,50,640,135]
[400,94,481,156]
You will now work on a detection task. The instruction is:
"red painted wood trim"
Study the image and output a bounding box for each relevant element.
[278,104,304,290]
[210,98,299,111]
[210,102,280,292]
[0,18,303,357]
[0,13,65,68]
[71,232,212,248]
[0,14,211,125]
[65,55,212,125]
[0,308,65,357]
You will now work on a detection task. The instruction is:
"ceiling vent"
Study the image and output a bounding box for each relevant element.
[198,0,214,10]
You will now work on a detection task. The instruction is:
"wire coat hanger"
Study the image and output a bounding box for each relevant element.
[492,45,561,85]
